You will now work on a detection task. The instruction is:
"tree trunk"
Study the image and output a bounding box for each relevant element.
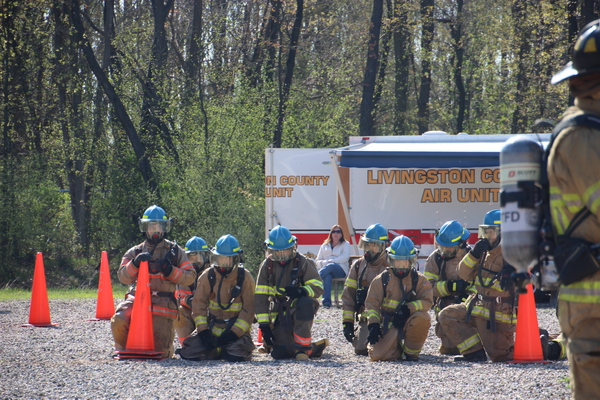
[272,0,304,148]
[417,0,434,135]
[247,0,282,86]
[393,0,411,135]
[68,0,157,193]
[510,0,531,134]
[451,0,466,133]
[359,0,384,136]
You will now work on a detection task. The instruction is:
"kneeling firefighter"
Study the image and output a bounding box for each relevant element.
[111,205,196,358]
[364,235,433,361]
[174,236,211,346]
[342,223,390,355]
[179,234,256,362]
[424,220,475,355]
[255,225,329,360]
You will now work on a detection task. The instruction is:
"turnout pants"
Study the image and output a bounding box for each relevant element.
[558,298,600,400]
[271,296,321,359]
[352,318,369,355]
[368,311,431,361]
[438,303,515,362]
[174,305,195,346]
[111,298,176,358]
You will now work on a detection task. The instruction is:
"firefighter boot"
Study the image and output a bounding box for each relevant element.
[547,340,563,361]
[295,351,309,361]
[310,339,329,358]
[454,348,487,362]
[540,329,550,360]
[405,355,419,362]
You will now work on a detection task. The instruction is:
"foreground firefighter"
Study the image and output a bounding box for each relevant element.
[111,205,196,358]
[548,19,600,399]
[255,225,328,360]
[179,234,256,361]
[364,235,432,361]
[424,220,474,355]
[436,209,553,362]
[174,236,211,346]
[342,223,390,355]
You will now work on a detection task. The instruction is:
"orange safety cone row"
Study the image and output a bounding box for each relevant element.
[510,283,548,364]
[21,252,58,327]
[88,251,115,321]
[115,260,162,360]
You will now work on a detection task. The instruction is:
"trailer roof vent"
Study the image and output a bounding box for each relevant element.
[422,131,448,135]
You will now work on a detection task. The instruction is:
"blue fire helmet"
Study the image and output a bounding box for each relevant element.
[436,221,470,247]
[361,223,389,243]
[184,236,209,253]
[482,209,501,227]
[212,234,242,256]
[265,225,297,250]
[387,235,418,260]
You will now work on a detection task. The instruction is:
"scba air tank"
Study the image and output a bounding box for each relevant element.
[500,135,543,274]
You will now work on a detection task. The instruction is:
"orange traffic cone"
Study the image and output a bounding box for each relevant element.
[510,283,548,364]
[88,251,115,321]
[115,260,162,360]
[21,252,58,327]
[255,327,263,346]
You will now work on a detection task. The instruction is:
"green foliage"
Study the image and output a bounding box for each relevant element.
[0,0,580,286]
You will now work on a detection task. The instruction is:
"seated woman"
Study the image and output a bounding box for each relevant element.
[316,225,351,308]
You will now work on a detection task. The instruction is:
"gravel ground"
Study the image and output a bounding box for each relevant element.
[0,299,571,400]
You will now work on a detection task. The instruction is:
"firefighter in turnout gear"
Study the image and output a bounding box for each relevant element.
[111,205,196,358]
[438,209,517,362]
[342,223,390,355]
[179,234,256,361]
[364,235,432,361]
[174,236,210,346]
[255,225,328,360]
[549,19,600,398]
[424,220,475,355]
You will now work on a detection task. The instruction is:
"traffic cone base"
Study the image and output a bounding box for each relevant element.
[114,350,164,360]
[22,253,58,327]
[508,283,550,364]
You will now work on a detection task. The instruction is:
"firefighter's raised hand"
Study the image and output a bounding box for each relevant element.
[470,238,490,259]
[259,324,275,346]
[198,329,216,350]
[343,322,355,343]
[133,252,152,268]
[367,323,383,345]
[283,285,307,299]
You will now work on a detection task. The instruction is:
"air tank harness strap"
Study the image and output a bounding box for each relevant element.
[467,295,513,333]
[208,313,238,337]
[129,289,176,304]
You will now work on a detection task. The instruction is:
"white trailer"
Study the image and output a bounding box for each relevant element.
[265,133,550,270]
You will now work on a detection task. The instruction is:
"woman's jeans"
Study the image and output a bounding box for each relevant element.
[318,263,346,306]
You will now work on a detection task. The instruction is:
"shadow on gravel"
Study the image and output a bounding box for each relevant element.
[0,309,11,314]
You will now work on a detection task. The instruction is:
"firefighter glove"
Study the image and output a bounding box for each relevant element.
[499,265,517,291]
[367,323,383,345]
[198,329,216,350]
[343,322,355,343]
[259,324,275,346]
[133,252,152,268]
[392,304,410,330]
[217,331,238,347]
[446,279,469,294]
[153,258,173,276]
[283,285,307,299]
[470,238,490,259]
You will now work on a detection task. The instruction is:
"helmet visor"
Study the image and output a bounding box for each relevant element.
[387,256,416,270]
[138,219,171,234]
[210,253,238,269]
[478,225,500,244]
[436,244,458,259]
[187,251,208,265]
[267,247,295,262]
[359,238,385,253]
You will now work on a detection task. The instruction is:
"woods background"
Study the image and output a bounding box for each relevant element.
[1,0,597,287]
